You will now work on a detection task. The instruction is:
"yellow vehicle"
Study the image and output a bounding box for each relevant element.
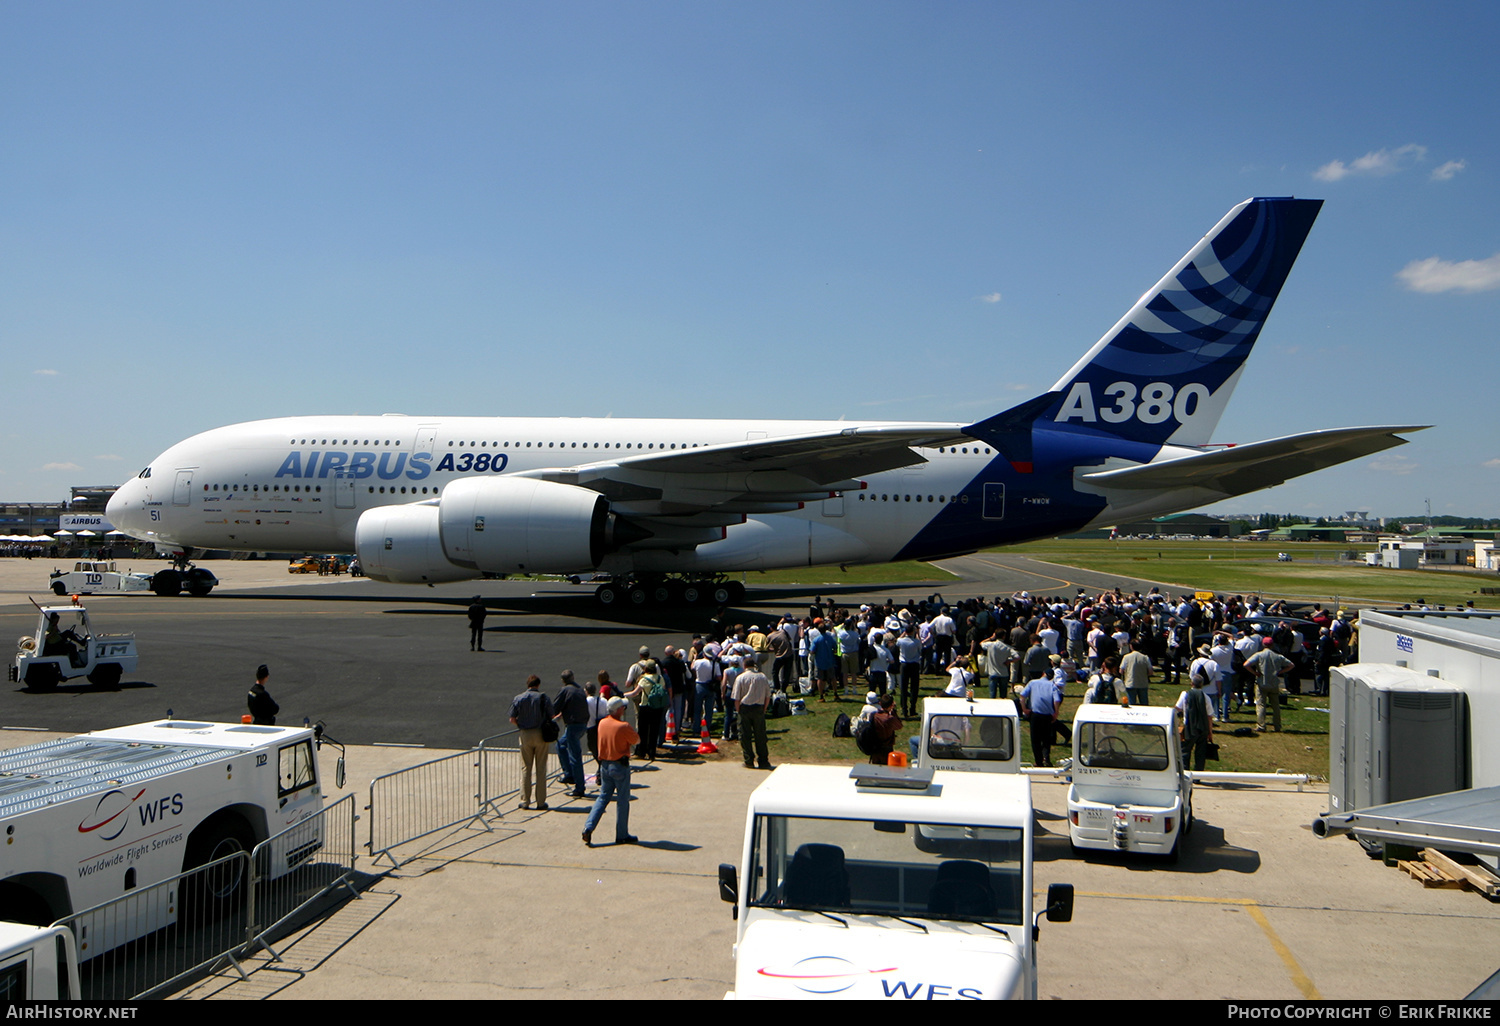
[290,555,347,575]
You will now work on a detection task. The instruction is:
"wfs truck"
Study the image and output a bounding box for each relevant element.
[0,719,328,973]
[716,764,1073,1000]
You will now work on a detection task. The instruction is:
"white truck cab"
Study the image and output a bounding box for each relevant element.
[718,764,1072,1000]
[0,924,80,1000]
[914,697,1021,773]
[1066,704,1193,861]
[0,720,328,959]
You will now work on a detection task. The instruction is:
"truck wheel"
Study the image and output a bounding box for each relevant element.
[152,570,182,596]
[24,664,60,691]
[87,663,123,688]
[181,817,254,922]
[51,581,67,596]
[1165,834,1181,865]
[0,883,53,927]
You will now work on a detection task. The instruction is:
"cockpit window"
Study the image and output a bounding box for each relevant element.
[138,468,152,479]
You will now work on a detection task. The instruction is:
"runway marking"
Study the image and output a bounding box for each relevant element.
[960,556,1075,589]
[373,741,427,748]
[2,725,51,732]
[1073,890,1321,999]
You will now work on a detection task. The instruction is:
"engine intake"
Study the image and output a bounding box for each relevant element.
[354,503,474,585]
[438,477,610,574]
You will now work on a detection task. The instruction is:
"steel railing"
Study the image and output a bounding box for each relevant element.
[57,851,254,1001]
[246,793,361,961]
[366,749,494,869]
[52,794,361,1000]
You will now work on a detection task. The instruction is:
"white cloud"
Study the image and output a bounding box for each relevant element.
[42,462,83,472]
[96,454,123,461]
[1397,253,1500,293]
[1368,454,1418,475]
[1485,458,1500,468]
[34,369,58,376]
[979,292,1002,303]
[1431,160,1466,181]
[1314,144,1427,182]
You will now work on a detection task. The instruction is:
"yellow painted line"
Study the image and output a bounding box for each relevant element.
[962,555,1075,590]
[1072,890,1321,999]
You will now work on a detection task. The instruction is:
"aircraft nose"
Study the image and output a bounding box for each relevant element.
[106,480,145,537]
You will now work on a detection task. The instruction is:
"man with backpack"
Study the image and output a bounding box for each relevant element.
[1086,655,1128,707]
[1177,671,1215,772]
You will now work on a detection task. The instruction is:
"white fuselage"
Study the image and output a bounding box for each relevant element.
[105,415,1012,573]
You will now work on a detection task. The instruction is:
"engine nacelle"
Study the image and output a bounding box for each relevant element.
[438,477,609,574]
[354,502,475,585]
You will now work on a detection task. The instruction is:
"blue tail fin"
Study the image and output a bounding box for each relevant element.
[973,197,1322,453]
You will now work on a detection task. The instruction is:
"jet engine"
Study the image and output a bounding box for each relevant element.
[437,477,610,573]
[354,502,474,584]
[354,478,617,584]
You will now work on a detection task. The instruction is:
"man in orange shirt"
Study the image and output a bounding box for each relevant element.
[582,697,641,846]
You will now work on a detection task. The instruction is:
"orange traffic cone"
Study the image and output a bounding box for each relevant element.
[665,705,677,743]
[696,711,718,754]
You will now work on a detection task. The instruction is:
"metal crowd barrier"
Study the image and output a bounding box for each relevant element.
[58,851,253,1001]
[364,730,564,868]
[53,794,361,1000]
[366,749,493,869]
[246,793,361,961]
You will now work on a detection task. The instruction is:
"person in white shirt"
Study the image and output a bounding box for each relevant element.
[1187,644,1221,720]
[1037,620,1061,656]
[943,655,975,697]
[1211,634,1238,721]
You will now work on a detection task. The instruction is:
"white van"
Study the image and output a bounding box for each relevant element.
[717,764,1073,1000]
[1065,704,1193,861]
[913,697,1020,773]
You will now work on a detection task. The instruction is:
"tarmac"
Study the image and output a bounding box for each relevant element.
[4,557,1499,1000]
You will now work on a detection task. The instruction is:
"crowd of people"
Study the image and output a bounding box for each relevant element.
[499,586,1362,839]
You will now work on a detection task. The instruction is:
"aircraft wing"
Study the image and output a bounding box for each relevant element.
[1078,425,1428,496]
[519,423,971,523]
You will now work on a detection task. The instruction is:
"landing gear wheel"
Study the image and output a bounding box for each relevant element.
[596,584,619,606]
[25,663,61,691]
[680,584,701,605]
[628,586,649,607]
[51,581,67,596]
[152,570,183,596]
[87,663,123,688]
[710,584,732,605]
[185,568,215,596]
[651,583,673,605]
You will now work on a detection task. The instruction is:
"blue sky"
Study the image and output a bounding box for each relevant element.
[3,1,1496,518]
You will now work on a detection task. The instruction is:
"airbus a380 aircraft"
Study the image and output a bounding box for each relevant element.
[108,198,1424,602]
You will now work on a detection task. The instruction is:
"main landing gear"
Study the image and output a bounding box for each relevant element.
[592,575,744,608]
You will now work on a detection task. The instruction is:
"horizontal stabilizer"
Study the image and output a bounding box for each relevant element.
[1078,425,1428,495]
